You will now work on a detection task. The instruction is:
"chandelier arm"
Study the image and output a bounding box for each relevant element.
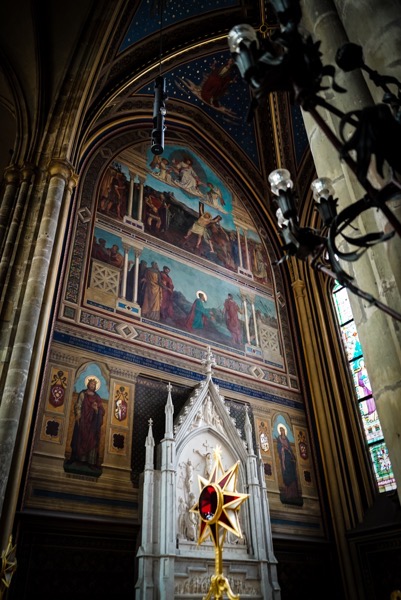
[379,201,401,237]
[328,242,366,263]
[362,64,401,99]
[306,107,401,238]
[311,95,360,127]
[326,211,389,265]
[334,193,401,240]
[229,5,401,325]
[311,260,401,323]
[326,225,364,265]
[309,251,352,285]
[307,106,363,175]
[340,231,394,251]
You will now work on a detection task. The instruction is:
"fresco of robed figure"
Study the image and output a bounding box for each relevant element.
[273,415,303,507]
[64,365,108,478]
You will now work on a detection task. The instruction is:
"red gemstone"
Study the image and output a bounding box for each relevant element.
[199,485,218,521]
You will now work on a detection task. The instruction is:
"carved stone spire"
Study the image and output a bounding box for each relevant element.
[245,406,254,455]
[145,418,155,469]
[165,382,174,439]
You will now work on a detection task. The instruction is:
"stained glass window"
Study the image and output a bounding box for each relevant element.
[332,283,396,493]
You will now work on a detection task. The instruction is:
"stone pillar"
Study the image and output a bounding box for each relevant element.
[0,165,20,249]
[133,249,141,304]
[292,277,362,598]
[137,176,145,222]
[0,158,75,549]
[300,0,401,504]
[333,0,401,301]
[241,293,251,344]
[333,0,401,103]
[121,243,130,299]
[128,173,135,217]
[0,165,34,292]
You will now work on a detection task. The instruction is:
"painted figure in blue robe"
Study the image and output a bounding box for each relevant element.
[185,291,211,330]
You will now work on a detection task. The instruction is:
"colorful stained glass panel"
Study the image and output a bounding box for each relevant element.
[358,403,382,444]
[333,284,396,493]
[333,285,353,324]
[369,442,396,493]
[351,358,373,399]
[340,321,362,361]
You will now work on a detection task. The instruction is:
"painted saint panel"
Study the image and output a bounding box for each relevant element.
[64,364,109,478]
[273,414,303,506]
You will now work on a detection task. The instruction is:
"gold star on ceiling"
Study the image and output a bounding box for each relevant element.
[190,446,249,547]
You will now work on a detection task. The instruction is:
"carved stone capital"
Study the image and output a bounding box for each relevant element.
[20,163,35,182]
[47,158,77,187]
[3,165,20,185]
[292,279,305,297]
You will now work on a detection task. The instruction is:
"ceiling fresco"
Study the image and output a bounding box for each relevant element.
[137,52,260,166]
[99,0,308,175]
[119,0,240,51]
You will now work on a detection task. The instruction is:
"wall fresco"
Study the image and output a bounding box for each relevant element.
[97,146,271,284]
[273,413,303,507]
[64,363,109,478]
[88,228,283,365]
[84,143,287,366]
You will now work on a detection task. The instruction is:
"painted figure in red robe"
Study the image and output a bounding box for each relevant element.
[69,377,105,470]
[223,293,243,345]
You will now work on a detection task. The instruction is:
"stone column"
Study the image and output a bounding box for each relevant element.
[0,165,20,249]
[241,293,251,344]
[128,173,135,217]
[0,167,78,538]
[236,226,243,269]
[333,0,401,103]
[292,277,362,598]
[300,0,401,504]
[333,0,401,300]
[0,165,34,292]
[0,158,75,549]
[137,176,145,222]
[121,243,130,299]
[133,248,141,304]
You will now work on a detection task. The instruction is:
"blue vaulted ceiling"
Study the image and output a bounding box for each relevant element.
[113,0,308,170]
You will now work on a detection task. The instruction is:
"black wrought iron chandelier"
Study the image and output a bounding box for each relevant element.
[151,1,168,155]
[151,75,167,155]
[228,1,401,321]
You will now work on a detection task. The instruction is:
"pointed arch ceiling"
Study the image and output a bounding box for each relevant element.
[54,0,315,396]
[80,0,310,191]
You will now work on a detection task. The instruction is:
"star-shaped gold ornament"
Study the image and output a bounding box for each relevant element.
[191,447,249,548]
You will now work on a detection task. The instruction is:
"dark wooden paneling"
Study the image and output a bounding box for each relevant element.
[274,538,345,600]
[9,515,139,600]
